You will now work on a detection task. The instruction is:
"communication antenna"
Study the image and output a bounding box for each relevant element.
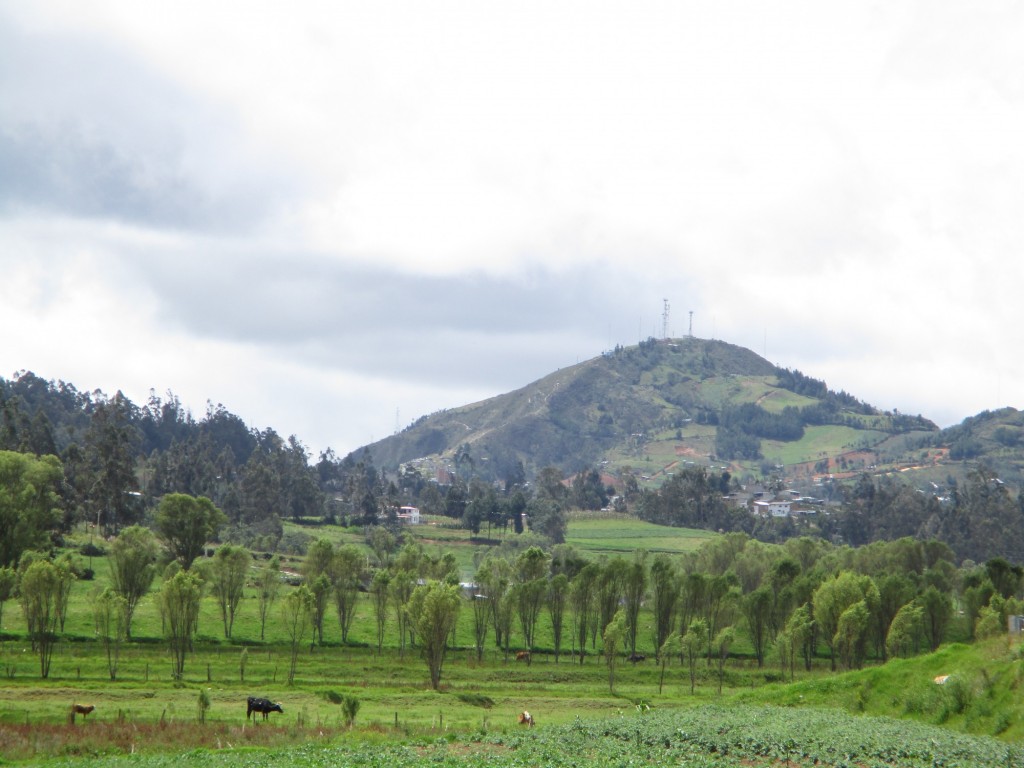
[662,299,670,340]
[688,311,694,338]
[394,407,400,435]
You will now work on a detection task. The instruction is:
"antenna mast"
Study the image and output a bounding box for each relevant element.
[662,299,670,340]
[688,310,693,338]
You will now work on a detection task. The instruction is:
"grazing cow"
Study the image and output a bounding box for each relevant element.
[71,704,95,720]
[246,696,284,720]
[628,653,646,663]
[518,710,535,727]
[515,651,531,662]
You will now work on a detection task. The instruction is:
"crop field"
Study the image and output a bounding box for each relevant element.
[565,517,717,555]
[20,704,1024,767]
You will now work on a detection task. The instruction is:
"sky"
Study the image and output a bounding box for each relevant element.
[1,1,1022,459]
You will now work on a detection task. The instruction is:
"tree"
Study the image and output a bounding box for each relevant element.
[742,586,773,668]
[886,601,924,659]
[0,451,62,568]
[0,566,16,635]
[658,631,678,694]
[154,493,227,570]
[514,547,549,659]
[602,609,627,694]
[833,600,870,670]
[918,585,952,651]
[85,393,140,535]
[649,554,680,659]
[570,563,599,664]
[812,571,878,670]
[255,556,282,641]
[408,581,460,690]
[160,569,203,680]
[209,544,250,639]
[713,626,736,694]
[369,569,391,654]
[329,545,365,644]
[525,495,567,543]
[94,588,128,680]
[53,553,76,634]
[622,551,648,656]
[109,526,159,639]
[682,618,708,694]
[281,585,314,685]
[309,574,331,645]
[548,573,569,663]
[19,559,62,678]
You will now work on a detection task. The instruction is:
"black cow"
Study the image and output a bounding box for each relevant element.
[247,696,283,720]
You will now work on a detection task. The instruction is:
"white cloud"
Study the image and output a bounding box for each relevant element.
[2,0,1023,455]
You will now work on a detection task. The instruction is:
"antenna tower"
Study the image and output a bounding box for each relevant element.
[688,311,693,338]
[662,299,670,340]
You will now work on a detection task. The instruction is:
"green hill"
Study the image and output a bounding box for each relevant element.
[363,336,939,487]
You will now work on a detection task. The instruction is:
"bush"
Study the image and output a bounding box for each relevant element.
[80,542,106,557]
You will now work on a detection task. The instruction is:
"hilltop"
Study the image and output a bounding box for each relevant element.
[362,336,947,488]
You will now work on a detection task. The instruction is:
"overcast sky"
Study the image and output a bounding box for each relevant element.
[2,1,1022,458]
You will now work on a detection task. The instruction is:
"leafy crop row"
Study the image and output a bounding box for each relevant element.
[40,704,1024,768]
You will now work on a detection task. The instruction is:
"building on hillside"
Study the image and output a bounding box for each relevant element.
[753,499,793,517]
[397,505,421,525]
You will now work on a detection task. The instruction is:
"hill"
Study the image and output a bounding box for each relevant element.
[361,336,941,487]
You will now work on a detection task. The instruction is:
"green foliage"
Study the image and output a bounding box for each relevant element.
[0,451,63,568]
[154,494,227,570]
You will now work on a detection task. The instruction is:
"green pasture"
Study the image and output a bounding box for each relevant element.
[761,424,888,466]
[565,517,717,556]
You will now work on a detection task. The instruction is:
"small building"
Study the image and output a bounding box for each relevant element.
[396,505,421,525]
[753,499,793,518]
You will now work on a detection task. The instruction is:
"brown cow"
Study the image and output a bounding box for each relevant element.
[515,651,531,662]
[517,710,535,727]
[71,704,95,721]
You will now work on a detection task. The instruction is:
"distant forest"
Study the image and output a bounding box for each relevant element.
[2,370,1023,564]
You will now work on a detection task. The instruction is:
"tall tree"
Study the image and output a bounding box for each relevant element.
[649,554,681,659]
[547,573,570,663]
[108,525,159,639]
[0,451,63,568]
[85,392,140,535]
[18,559,62,678]
[602,609,627,694]
[329,545,365,644]
[154,493,227,570]
[369,569,391,654]
[622,551,648,656]
[255,556,282,641]
[571,562,599,664]
[281,585,314,685]
[209,544,250,639]
[160,569,203,680]
[94,588,128,680]
[408,580,461,690]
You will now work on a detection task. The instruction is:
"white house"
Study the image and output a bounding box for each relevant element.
[397,505,421,525]
[753,499,792,517]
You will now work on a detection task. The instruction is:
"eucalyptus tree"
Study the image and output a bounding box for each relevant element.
[84,392,140,535]
[109,525,159,639]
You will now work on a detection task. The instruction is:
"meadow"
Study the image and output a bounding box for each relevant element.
[3,518,1024,764]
